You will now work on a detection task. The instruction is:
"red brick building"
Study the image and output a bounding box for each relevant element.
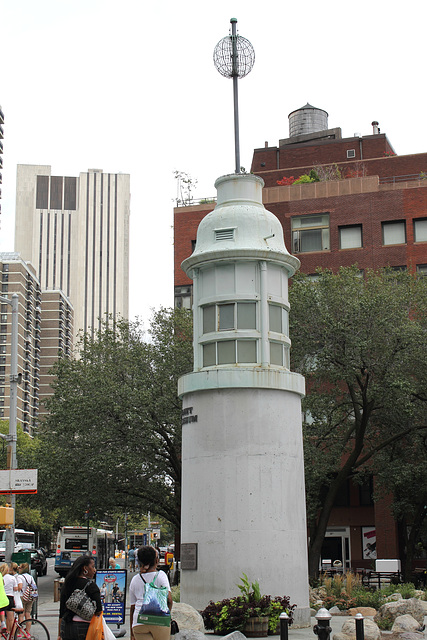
[174,105,427,572]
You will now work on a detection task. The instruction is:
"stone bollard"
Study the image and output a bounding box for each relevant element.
[280,611,289,640]
[313,608,332,640]
[355,613,364,640]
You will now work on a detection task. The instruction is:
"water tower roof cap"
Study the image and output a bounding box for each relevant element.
[288,103,328,118]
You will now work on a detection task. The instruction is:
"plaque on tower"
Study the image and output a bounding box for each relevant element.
[181,543,198,570]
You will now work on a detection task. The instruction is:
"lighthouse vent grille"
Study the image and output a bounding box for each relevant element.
[215,228,235,241]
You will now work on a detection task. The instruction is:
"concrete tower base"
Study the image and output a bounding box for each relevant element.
[180,378,310,626]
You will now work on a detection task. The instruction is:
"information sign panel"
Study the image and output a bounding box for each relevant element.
[0,469,38,494]
[96,569,127,625]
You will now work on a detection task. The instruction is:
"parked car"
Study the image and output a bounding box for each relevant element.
[29,548,47,576]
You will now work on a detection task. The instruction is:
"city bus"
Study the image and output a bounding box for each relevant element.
[54,526,115,577]
[0,528,35,551]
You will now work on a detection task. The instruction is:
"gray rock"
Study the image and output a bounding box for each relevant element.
[392,615,422,633]
[387,594,403,602]
[220,633,247,640]
[171,602,205,632]
[374,598,425,626]
[333,617,380,640]
[329,606,342,615]
[174,631,205,640]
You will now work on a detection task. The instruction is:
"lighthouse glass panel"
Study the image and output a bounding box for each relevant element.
[269,304,282,333]
[237,302,256,329]
[237,340,257,363]
[203,342,216,367]
[270,342,283,366]
[218,340,236,364]
[203,305,216,333]
[219,304,234,330]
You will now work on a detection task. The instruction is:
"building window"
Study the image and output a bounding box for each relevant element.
[414,218,427,243]
[0,336,6,344]
[0,326,7,334]
[1,285,8,293]
[382,221,406,245]
[0,357,5,364]
[3,265,9,272]
[203,302,257,333]
[0,315,7,323]
[416,264,427,276]
[292,214,330,253]
[0,347,6,355]
[347,149,356,159]
[339,225,362,249]
[2,274,8,282]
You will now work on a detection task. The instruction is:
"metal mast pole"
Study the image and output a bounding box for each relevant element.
[231,18,240,174]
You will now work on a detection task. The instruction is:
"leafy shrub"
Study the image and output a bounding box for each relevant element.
[376,614,394,630]
[351,587,385,609]
[200,576,295,634]
[268,597,296,633]
[171,585,180,602]
[293,174,316,185]
[381,582,416,599]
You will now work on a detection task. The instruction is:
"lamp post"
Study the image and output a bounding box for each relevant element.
[0,293,19,562]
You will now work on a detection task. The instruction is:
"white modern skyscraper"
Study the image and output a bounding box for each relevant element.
[15,165,130,345]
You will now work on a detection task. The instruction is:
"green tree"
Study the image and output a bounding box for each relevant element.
[375,430,427,581]
[289,267,427,580]
[38,308,193,532]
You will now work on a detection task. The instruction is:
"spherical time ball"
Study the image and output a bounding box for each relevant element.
[213,35,255,79]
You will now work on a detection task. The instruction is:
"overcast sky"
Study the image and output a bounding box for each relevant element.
[2,0,427,328]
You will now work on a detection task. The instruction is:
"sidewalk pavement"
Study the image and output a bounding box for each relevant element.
[34,600,427,640]
[33,599,353,640]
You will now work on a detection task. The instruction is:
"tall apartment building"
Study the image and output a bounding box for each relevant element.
[173,104,427,573]
[15,165,130,345]
[38,290,73,417]
[0,253,41,433]
[0,253,73,433]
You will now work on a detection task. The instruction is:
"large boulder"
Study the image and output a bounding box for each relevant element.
[174,632,205,640]
[392,615,423,633]
[171,602,205,632]
[333,617,381,640]
[374,598,425,626]
[348,607,377,617]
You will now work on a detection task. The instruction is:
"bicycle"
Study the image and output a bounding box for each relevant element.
[1,608,50,640]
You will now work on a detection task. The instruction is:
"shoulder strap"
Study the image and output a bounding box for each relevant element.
[139,574,147,584]
[149,572,159,587]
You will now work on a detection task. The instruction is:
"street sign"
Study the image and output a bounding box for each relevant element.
[0,469,38,494]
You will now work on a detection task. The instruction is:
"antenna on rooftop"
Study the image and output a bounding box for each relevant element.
[213,18,255,174]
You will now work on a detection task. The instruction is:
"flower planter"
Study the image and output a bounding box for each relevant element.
[243,616,269,637]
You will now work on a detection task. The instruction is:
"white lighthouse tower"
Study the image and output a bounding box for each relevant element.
[178,171,310,626]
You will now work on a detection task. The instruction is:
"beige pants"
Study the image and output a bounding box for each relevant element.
[133,624,171,640]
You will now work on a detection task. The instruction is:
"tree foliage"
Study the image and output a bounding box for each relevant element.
[38,308,193,530]
[289,267,427,579]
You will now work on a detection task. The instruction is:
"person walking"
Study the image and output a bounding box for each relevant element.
[18,563,37,631]
[129,548,135,572]
[0,563,15,634]
[9,563,23,623]
[129,546,172,640]
[108,558,120,570]
[58,555,102,640]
